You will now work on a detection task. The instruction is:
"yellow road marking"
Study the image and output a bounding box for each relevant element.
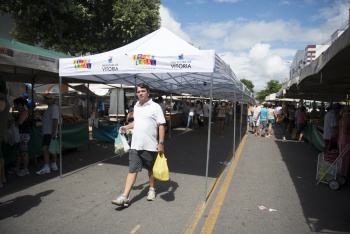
[200,134,247,234]
[130,224,141,234]
[184,135,247,234]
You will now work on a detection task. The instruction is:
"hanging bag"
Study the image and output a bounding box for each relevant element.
[49,138,60,154]
[153,153,170,181]
[120,134,130,153]
[3,124,20,145]
[114,133,130,156]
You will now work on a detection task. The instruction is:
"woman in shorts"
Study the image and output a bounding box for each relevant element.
[267,103,276,137]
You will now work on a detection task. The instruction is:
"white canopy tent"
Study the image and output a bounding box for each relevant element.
[59,27,254,201]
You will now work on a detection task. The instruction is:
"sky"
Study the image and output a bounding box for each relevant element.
[159,0,350,92]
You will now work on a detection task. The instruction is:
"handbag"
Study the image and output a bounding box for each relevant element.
[49,138,60,154]
[153,153,170,181]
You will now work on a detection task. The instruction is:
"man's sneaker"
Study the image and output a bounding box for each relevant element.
[17,169,29,176]
[111,194,130,207]
[50,163,58,171]
[8,167,20,175]
[147,188,156,201]
[36,167,50,175]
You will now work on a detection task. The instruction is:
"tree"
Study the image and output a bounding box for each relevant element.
[240,78,254,93]
[255,80,282,101]
[0,0,161,56]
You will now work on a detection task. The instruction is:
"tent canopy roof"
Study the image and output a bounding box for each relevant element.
[278,26,350,102]
[59,27,254,102]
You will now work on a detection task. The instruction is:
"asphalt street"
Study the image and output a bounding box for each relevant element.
[0,121,349,234]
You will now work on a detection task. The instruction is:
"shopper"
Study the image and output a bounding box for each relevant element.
[259,103,269,138]
[36,94,59,175]
[298,106,307,142]
[252,100,261,136]
[112,83,166,207]
[0,82,10,188]
[281,104,289,141]
[267,103,276,137]
[9,98,31,176]
[247,103,254,133]
[217,102,226,133]
[202,100,210,127]
[323,103,342,153]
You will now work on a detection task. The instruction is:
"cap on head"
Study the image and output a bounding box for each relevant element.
[332,103,342,110]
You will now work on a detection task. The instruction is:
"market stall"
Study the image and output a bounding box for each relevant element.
[91,120,123,142]
[59,27,254,201]
[2,121,89,165]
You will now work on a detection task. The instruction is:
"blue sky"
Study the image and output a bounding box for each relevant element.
[160,0,350,91]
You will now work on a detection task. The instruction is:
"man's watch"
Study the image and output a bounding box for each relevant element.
[159,141,164,145]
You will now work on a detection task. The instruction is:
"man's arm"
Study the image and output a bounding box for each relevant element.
[119,122,134,134]
[157,124,165,153]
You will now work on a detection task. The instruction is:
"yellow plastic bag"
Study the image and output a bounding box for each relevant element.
[153,153,169,181]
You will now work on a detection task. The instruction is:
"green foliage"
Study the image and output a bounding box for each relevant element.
[255,80,282,101]
[240,78,254,93]
[0,0,161,55]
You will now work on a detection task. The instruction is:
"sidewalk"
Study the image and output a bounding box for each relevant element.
[200,126,350,234]
[0,123,349,234]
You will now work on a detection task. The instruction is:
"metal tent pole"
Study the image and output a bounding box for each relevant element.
[169,91,173,139]
[204,73,213,202]
[233,90,236,160]
[59,76,63,178]
[240,92,243,142]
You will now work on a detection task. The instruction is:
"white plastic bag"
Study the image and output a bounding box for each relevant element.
[3,124,20,145]
[120,134,130,153]
[114,134,130,156]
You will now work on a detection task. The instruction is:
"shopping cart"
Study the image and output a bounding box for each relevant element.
[316,144,350,190]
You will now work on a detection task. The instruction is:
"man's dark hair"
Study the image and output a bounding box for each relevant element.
[13,97,28,106]
[137,83,150,93]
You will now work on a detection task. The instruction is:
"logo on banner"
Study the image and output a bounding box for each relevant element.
[171,53,192,69]
[73,59,92,69]
[133,54,156,66]
[102,56,118,72]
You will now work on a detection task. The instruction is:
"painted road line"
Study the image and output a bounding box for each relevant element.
[200,134,247,234]
[184,137,245,234]
[130,224,141,234]
[183,149,234,234]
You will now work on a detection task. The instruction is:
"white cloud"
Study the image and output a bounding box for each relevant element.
[159,5,191,43]
[159,2,347,92]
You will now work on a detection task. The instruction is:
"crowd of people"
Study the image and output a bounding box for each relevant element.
[248,100,311,142]
[247,100,350,181]
[0,80,60,189]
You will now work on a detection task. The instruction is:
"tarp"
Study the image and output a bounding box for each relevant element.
[59,27,254,102]
[0,37,72,83]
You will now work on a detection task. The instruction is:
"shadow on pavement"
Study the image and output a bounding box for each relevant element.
[0,189,54,220]
[273,125,350,233]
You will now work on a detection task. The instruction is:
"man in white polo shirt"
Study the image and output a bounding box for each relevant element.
[112,83,166,207]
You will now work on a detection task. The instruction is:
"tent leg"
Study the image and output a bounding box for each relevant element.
[59,76,63,178]
[233,91,236,161]
[204,73,213,203]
